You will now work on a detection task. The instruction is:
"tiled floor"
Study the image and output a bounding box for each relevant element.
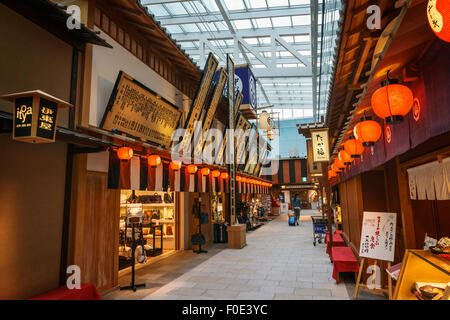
[104,210,387,300]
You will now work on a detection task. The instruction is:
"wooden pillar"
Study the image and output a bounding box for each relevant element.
[395,157,416,249]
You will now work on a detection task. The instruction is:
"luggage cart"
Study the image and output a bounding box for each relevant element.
[311,216,328,246]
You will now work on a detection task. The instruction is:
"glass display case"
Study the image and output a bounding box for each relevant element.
[394,250,450,300]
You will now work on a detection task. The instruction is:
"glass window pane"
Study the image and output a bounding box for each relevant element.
[224,0,245,10]
[271,16,292,27]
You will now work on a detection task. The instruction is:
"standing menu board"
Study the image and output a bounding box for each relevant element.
[100,71,182,149]
[359,211,397,262]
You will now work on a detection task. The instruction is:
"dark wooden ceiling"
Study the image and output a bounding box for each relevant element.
[105,0,202,81]
[326,0,433,153]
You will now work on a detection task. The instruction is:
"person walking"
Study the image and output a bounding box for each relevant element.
[292,194,301,226]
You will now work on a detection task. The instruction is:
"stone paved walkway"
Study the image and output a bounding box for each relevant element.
[144,211,352,300]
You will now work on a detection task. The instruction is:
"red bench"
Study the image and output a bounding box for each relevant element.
[28,283,102,300]
[331,247,359,283]
[325,233,346,255]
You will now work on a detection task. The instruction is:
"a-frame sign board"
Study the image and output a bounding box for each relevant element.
[354,211,397,300]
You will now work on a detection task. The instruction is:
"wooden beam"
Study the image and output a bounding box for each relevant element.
[395,156,416,249]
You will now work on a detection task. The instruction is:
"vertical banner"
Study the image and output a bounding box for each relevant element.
[234,65,258,111]
[311,129,330,162]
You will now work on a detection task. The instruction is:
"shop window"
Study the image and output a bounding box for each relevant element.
[119,190,176,271]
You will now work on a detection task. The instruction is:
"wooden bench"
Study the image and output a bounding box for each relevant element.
[331,246,359,283]
[326,233,346,255]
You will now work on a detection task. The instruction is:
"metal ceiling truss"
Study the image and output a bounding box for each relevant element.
[140,0,341,120]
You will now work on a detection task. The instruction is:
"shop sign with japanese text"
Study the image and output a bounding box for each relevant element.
[359,211,397,262]
[100,71,182,149]
[311,129,330,162]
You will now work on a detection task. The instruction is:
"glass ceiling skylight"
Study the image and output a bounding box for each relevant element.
[140,0,342,121]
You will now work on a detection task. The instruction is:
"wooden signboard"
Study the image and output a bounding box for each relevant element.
[196,68,228,157]
[234,91,243,121]
[178,53,219,156]
[0,90,72,143]
[100,71,182,149]
[307,139,323,175]
[242,124,257,172]
[235,113,251,167]
[215,132,227,165]
[311,128,330,162]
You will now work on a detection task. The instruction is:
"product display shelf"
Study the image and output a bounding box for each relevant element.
[120,203,174,208]
[393,249,450,300]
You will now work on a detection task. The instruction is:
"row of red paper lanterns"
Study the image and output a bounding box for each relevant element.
[116,148,272,187]
[328,74,414,180]
[330,0,450,181]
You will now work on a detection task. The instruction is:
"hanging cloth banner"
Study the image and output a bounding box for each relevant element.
[183,167,198,193]
[218,176,224,193]
[201,173,210,193]
[237,181,241,193]
[107,149,132,190]
[170,167,186,192]
[210,176,217,193]
[407,157,450,200]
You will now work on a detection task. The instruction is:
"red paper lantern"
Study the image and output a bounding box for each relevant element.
[344,137,365,158]
[201,168,210,176]
[328,170,337,180]
[212,170,221,178]
[334,158,346,170]
[117,146,133,161]
[148,154,161,167]
[338,150,353,165]
[353,118,382,147]
[170,160,182,171]
[241,177,247,183]
[187,165,198,174]
[427,0,450,43]
[236,176,242,182]
[331,163,341,173]
[220,172,229,179]
[371,74,414,124]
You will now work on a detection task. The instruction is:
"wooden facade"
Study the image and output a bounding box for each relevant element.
[327,0,450,283]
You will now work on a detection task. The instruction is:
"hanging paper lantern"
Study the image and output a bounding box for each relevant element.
[170,160,182,171]
[187,165,198,174]
[117,146,133,161]
[371,73,414,124]
[338,150,353,165]
[331,163,341,173]
[212,170,221,178]
[344,137,365,158]
[201,168,210,176]
[220,172,229,179]
[236,176,242,182]
[427,0,450,43]
[147,154,161,167]
[241,177,247,183]
[328,170,337,180]
[334,158,346,170]
[353,118,382,147]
